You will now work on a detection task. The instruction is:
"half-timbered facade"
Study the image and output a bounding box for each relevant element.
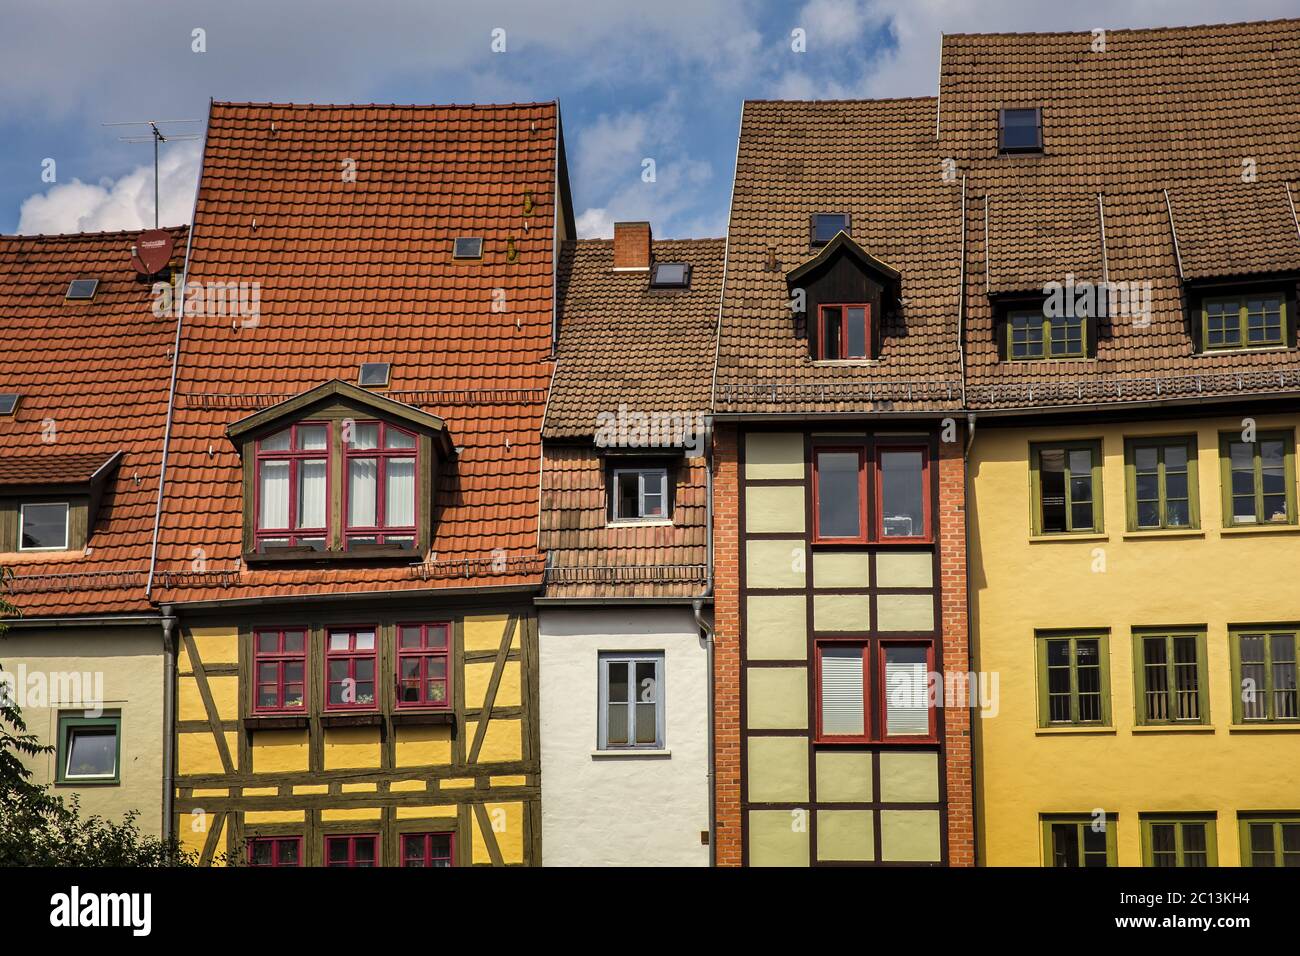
[157,101,574,866]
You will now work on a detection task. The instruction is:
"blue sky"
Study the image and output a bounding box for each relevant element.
[2,0,1294,238]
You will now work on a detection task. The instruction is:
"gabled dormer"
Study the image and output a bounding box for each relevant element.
[227,380,454,563]
[786,231,901,362]
[0,451,121,554]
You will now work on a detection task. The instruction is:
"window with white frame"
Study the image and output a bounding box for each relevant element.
[19,501,69,551]
[598,652,664,749]
[611,467,669,523]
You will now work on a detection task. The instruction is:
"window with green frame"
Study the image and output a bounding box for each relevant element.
[1006,308,1086,360]
[1133,630,1208,725]
[1219,430,1296,526]
[1037,632,1110,726]
[55,712,121,785]
[1031,441,1103,535]
[1230,629,1299,723]
[1201,293,1287,351]
[1124,436,1198,530]
[1239,815,1300,867]
[1141,816,1217,867]
[1042,814,1117,867]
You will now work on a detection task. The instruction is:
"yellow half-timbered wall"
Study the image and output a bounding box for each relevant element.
[174,602,540,866]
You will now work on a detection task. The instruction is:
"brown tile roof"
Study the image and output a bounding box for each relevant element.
[541,447,707,599]
[985,192,1103,295]
[541,237,718,598]
[152,102,566,602]
[0,227,187,615]
[940,18,1300,408]
[546,237,724,438]
[714,98,965,415]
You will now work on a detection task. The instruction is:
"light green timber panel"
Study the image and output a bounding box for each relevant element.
[746,539,806,589]
[813,593,872,632]
[746,595,807,660]
[746,667,808,730]
[815,750,874,803]
[880,810,942,862]
[747,735,809,802]
[746,484,805,534]
[813,551,871,588]
[749,809,810,866]
[875,551,933,588]
[817,810,876,862]
[879,751,940,803]
[876,593,934,632]
[745,433,805,481]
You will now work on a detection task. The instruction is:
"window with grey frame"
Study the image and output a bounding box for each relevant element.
[598,652,664,749]
[611,467,669,523]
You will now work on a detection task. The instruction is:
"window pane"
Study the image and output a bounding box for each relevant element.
[1046,639,1073,722]
[635,661,657,704]
[296,424,327,450]
[1261,440,1287,522]
[350,422,379,449]
[1182,824,1209,867]
[1082,825,1109,867]
[820,645,865,736]
[1272,634,1297,719]
[846,306,867,358]
[813,214,848,243]
[251,841,274,866]
[399,626,422,648]
[385,428,417,449]
[822,306,843,359]
[615,472,639,520]
[1150,823,1177,867]
[817,451,861,537]
[1039,449,1067,532]
[260,429,290,452]
[1010,311,1044,359]
[385,457,416,527]
[635,703,657,744]
[326,838,350,865]
[1172,636,1200,720]
[20,503,68,549]
[298,458,327,528]
[606,702,629,746]
[65,727,116,778]
[258,461,290,529]
[1001,108,1040,150]
[1250,823,1275,867]
[880,449,924,537]
[884,646,930,735]
[1051,824,1079,867]
[1239,634,1268,720]
[607,662,628,703]
[348,458,378,526]
[1142,637,1169,721]
[1282,824,1300,866]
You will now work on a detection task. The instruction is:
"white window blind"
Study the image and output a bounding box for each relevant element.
[820,646,865,736]
[885,646,930,735]
[297,459,327,528]
[348,458,378,526]
[259,460,290,529]
[385,458,415,526]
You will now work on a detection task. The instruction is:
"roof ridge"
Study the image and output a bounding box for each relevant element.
[1,224,188,242]
[744,96,936,106]
[211,100,557,111]
[942,16,1300,40]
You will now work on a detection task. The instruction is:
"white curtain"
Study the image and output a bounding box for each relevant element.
[885,648,930,735]
[259,461,290,529]
[820,646,864,736]
[385,457,415,527]
[348,458,378,527]
[297,459,326,529]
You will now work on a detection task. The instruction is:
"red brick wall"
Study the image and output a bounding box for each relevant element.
[712,425,743,866]
[938,437,975,866]
[612,221,652,270]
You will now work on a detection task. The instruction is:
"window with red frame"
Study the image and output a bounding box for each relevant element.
[401,832,454,867]
[325,627,378,710]
[344,420,417,549]
[325,834,378,867]
[255,422,330,550]
[876,444,930,541]
[812,442,932,544]
[817,303,872,360]
[816,640,936,742]
[253,628,307,712]
[248,836,302,867]
[396,623,451,708]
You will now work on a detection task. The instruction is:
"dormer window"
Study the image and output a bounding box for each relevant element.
[1202,293,1286,351]
[344,421,418,548]
[650,263,690,288]
[811,213,850,246]
[255,423,329,550]
[1005,307,1085,360]
[817,303,872,360]
[611,466,669,523]
[999,108,1042,153]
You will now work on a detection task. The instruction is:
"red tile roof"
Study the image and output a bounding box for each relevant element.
[0,228,187,615]
[152,102,568,602]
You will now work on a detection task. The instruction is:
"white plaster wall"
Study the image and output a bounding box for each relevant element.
[539,606,709,866]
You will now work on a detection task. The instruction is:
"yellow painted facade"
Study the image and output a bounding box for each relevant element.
[971,411,1300,866]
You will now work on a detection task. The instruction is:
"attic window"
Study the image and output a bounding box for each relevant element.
[452,237,483,260]
[650,263,691,288]
[811,214,850,246]
[358,363,391,388]
[65,279,99,301]
[0,394,18,415]
[999,108,1043,153]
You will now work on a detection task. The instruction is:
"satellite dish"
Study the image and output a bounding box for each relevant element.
[132,229,175,275]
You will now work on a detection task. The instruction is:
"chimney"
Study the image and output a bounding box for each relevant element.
[613,221,652,270]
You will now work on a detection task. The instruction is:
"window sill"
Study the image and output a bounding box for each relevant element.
[1121,529,1205,540]
[1197,345,1290,356]
[320,712,383,728]
[605,519,674,529]
[591,748,671,759]
[1131,724,1215,734]
[54,778,120,787]
[1228,723,1300,733]
[244,545,420,565]
[809,359,880,367]
[1219,524,1300,536]
[1028,532,1108,544]
[245,714,310,730]
[390,711,455,726]
[1035,726,1116,736]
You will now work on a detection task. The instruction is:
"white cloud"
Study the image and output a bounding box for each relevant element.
[17,142,200,235]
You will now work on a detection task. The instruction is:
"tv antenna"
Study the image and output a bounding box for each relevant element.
[103,119,201,227]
